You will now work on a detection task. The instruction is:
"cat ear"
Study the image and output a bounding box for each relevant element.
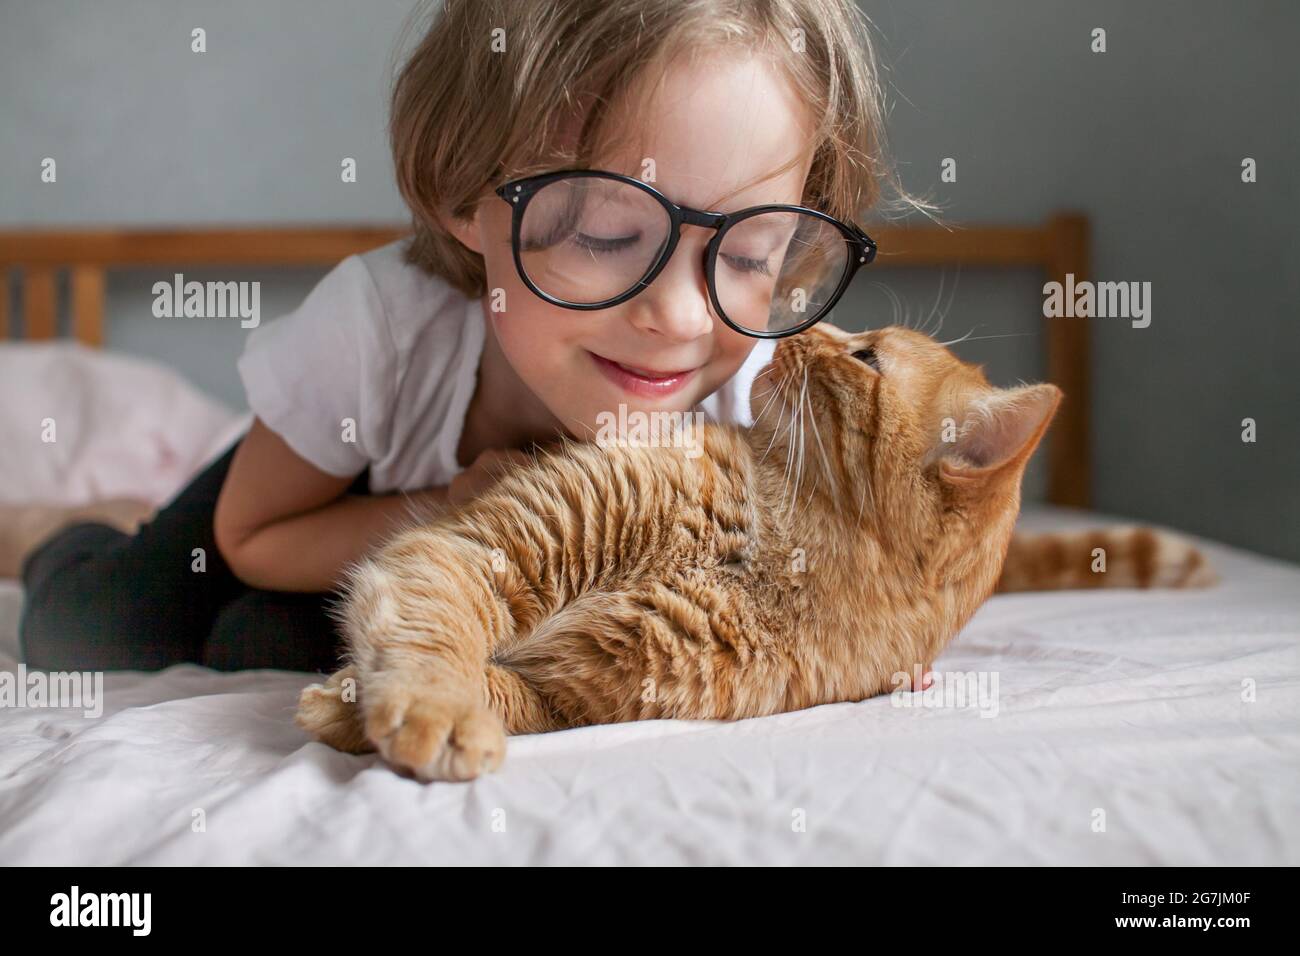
[939,383,1062,483]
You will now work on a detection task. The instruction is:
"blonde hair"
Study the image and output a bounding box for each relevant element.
[390,0,919,299]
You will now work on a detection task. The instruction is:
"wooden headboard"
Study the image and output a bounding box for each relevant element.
[0,216,1089,506]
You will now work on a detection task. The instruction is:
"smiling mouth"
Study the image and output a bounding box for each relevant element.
[587,351,699,396]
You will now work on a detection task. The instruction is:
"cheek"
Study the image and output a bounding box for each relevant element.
[478,206,545,319]
[489,300,605,381]
[491,308,550,361]
[703,328,760,386]
[480,237,527,312]
[480,238,599,362]
[721,330,756,365]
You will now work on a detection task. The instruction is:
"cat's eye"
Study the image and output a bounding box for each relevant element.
[852,347,881,371]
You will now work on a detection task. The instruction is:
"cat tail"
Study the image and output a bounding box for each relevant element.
[995,526,1218,593]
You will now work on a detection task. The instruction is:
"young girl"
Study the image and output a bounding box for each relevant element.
[14,0,910,673]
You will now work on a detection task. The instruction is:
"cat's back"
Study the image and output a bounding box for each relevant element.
[455,423,757,578]
[565,421,755,519]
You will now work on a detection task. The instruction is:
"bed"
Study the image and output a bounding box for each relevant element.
[1,220,1297,866]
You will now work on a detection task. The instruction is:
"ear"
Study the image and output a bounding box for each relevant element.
[436,201,485,255]
[940,383,1063,484]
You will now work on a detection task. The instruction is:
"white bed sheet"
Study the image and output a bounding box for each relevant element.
[1,505,1297,866]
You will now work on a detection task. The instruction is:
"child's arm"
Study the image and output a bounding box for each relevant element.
[214,418,525,592]
[213,418,442,592]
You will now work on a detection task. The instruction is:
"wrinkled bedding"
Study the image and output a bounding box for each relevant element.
[1,505,1297,865]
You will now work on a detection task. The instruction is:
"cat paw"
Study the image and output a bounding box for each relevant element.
[364,682,506,782]
[296,665,374,754]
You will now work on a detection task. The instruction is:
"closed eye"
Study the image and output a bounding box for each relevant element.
[575,232,640,253]
[852,346,881,372]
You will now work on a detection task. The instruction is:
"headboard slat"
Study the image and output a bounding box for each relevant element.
[24,268,59,340]
[71,266,106,347]
[1043,214,1091,509]
[0,270,9,340]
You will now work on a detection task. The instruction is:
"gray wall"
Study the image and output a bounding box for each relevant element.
[0,0,416,402]
[850,0,1300,567]
[1,0,1297,562]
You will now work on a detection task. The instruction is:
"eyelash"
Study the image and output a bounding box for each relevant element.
[722,254,772,276]
[546,231,773,277]
[574,233,638,254]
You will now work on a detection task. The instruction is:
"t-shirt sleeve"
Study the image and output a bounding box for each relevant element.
[236,255,399,478]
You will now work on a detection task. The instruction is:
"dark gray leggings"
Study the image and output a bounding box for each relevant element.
[19,438,359,673]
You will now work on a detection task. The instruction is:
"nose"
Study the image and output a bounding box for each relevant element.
[623,226,715,342]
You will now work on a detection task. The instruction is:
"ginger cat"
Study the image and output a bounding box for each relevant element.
[296,324,1213,780]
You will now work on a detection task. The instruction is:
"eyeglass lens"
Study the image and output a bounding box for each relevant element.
[517,176,851,334]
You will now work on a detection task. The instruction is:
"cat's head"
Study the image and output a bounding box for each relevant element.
[750,323,1061,620]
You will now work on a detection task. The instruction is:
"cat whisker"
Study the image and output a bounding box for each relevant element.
[920,265,961,339]
[805,392,841,505]
[917,269,945,337]
[783,374,801,509]
[942,330,1038,344]
[865,280,907,331]
[793,364,847,529]
[854,444,877,527]
[779,410,795,511]
[779,364,812,520]
[795,364,809,506]
[756,370,795,465]
[872,281,905,330]
[934,326,979,349]
[751,367,791,431]
[778,379,800,515]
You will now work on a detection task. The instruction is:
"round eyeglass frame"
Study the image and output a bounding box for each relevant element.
[494,168,878,340]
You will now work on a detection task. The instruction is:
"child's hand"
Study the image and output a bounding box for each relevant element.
[447,448,536,508]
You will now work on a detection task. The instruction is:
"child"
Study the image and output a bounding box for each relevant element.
[14,0,910,673]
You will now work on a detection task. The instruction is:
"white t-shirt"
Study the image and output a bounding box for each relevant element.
[237,239,776,494]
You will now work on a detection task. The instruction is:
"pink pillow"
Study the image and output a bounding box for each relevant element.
[0,342,249,507]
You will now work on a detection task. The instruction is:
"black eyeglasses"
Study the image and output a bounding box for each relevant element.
[494,168,877,339]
